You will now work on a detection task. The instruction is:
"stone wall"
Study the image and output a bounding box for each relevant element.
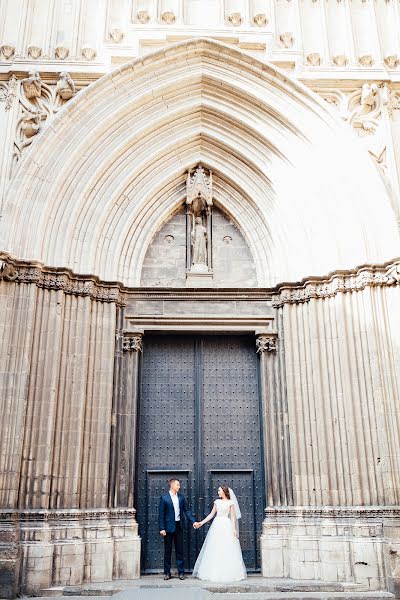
[140,206,257,287]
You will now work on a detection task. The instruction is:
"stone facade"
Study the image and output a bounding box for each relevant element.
[1,3,400,599]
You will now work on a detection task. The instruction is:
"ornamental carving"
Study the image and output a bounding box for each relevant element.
[27,45,42,59]
[1,44,15,59]
[253,13,267,27]
[359,54,373,67]
[161,10,176,24]
[279,32,294,48]
[81,46,97,60]
[228,12,243,26]
[384,55,398,69]
[256,336,277,353]
[0,255,125,304]
[136,10,150,23]
[122,334,143,352]
[333,54,347,67]
[21,71,42,99]
[55,46,69,60]
[13,71,77,165]
[56,72,75,100]
[1,253,400,308]
[307,53,321,66]
[110,29,124,43]
[318,82,392,184]
[0,260,17,281]
[0,75,17,111]
[272,261,400,308]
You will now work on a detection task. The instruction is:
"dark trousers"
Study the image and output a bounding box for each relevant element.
[164,521,184,575]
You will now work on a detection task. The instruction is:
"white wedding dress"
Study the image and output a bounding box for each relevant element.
[193,499,247,582]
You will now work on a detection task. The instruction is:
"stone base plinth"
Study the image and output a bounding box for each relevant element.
[261,507,400,595]
[0,509,140,597]
[186,271,214,287]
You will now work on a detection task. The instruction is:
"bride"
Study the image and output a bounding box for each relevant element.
[192,485,247,582]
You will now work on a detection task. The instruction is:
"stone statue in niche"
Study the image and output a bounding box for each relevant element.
[185,165,213,285]
[191,216,207,267]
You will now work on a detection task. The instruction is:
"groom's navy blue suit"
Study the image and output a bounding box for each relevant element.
[159,492,196,576]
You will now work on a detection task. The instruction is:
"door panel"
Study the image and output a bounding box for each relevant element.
[202,336,263,569]
[209,470,256,567]
[136,337,196,572]
[136,334,264,573]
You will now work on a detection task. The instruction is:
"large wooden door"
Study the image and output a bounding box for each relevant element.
[136,334,264,573]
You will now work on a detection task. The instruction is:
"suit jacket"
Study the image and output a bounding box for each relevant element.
[159,492,196,533]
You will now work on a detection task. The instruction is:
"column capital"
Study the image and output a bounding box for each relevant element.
[256,334,277,354]
[122,330,143,352]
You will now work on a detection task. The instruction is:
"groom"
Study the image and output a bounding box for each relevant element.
[159,478,199,580]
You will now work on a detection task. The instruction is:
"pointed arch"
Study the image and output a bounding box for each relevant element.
[1,38,398,286]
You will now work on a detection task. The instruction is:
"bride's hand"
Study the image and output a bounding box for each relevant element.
[233,530,238,538]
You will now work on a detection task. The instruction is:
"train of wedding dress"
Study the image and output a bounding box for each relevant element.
[192,496,247,582]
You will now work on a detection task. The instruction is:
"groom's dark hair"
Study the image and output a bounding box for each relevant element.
[169,478,179,485]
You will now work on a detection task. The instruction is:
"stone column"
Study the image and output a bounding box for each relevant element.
[109,330,143,509]
[256,331,292,507]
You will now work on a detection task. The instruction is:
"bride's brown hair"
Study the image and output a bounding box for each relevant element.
[220,485,230,499]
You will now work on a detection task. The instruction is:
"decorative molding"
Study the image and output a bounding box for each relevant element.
[228,12,243,26]
[307,53,321,66]
[0,508,137,523]
[264,506,400,520]
[12,71,77,164]
[256,335,277,353]
[55,46,69,60]
[279,32,294,48]
[81,46,97,60]
[253,13,267,27]
[0,254,125,304]
[0,75,17,110]
[1,253,400,308]
[0,43,15,59]
[122,333,143,352]
[110,29,124,43]
[272,259,400,308]
[161,10,176,24]
[136,10,150,24]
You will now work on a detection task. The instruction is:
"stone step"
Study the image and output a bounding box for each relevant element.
[211,594,395,600]
[33,591,395,600]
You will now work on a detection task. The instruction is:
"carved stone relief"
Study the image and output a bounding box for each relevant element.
[0,75,17,110]
[12,71,77,165]
[318,83,393,185]
[186,165,213,278]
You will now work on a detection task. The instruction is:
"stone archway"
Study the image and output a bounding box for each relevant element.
[1,38,400,597]
[1,38,398,286]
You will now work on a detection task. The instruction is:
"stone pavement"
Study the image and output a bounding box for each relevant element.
[26,575,395,600]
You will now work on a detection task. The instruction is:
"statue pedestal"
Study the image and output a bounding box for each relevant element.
[186,269,213,287]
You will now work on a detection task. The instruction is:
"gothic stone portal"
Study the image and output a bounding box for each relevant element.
[136,334,264,573]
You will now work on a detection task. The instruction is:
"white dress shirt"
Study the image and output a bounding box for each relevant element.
[169,491,180,521]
